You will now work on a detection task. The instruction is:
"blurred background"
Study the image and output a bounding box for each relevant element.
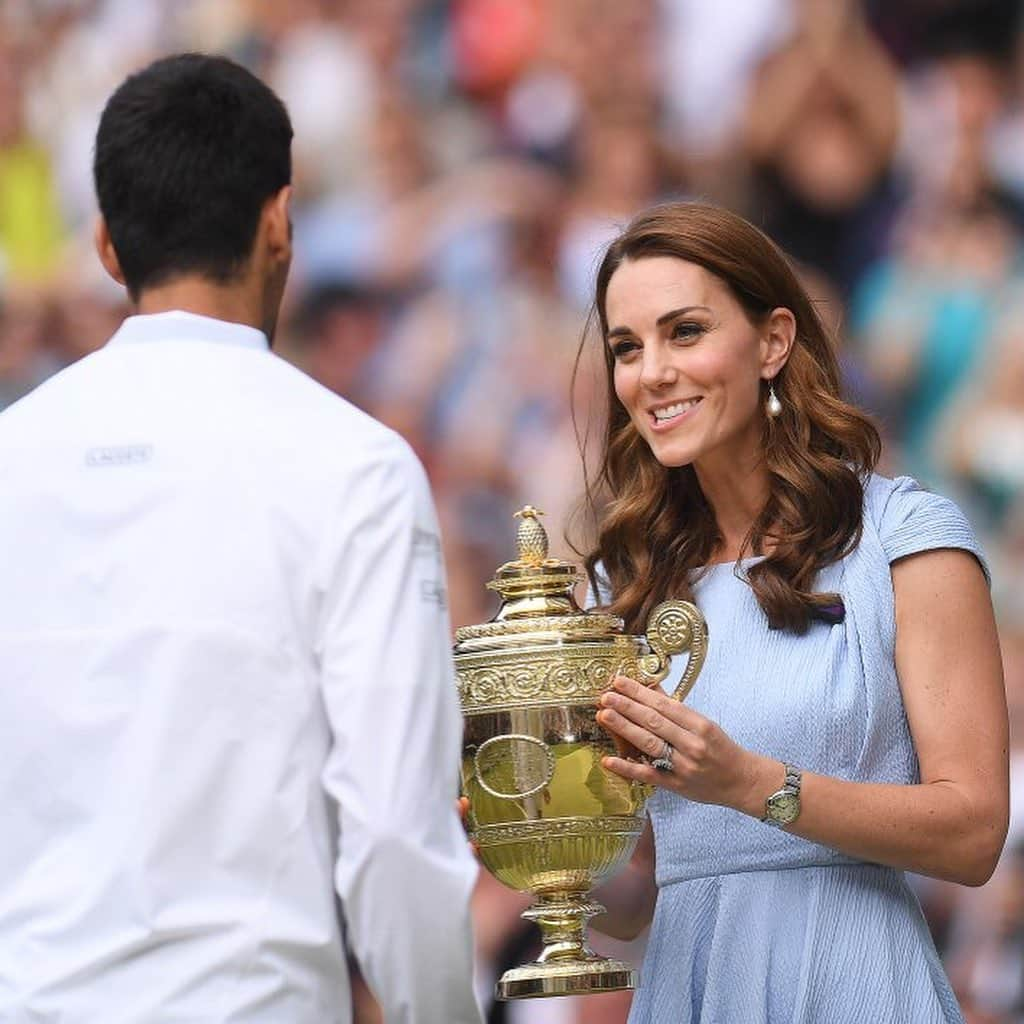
[3,0,1024,1020]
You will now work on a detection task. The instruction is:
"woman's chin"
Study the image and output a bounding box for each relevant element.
[650,445,699,469]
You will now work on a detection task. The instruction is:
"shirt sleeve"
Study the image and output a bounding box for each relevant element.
[315,436,481,1024]
[873,474,990,582]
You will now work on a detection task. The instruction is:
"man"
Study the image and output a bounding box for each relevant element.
[0,54,481,1024]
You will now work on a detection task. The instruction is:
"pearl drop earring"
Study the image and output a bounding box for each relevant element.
[766,380,782,418]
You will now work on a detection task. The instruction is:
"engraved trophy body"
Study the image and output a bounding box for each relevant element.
[454,507,708,1000]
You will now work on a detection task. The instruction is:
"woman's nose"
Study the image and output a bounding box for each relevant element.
[639,347,677,389]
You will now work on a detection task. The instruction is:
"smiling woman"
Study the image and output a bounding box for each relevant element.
[577,202,1009,1024]
[586,202,880,634]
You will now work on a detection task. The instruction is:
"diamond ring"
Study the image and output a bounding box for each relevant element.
[650,740,674,773]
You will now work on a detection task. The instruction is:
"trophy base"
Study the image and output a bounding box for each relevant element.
[496,957,637,1000]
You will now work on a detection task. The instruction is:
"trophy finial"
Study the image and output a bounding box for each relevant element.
[513,506,548,565]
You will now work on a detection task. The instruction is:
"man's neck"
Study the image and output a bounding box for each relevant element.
[135,276,264,333]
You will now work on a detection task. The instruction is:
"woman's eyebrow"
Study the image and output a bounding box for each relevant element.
[607,305,712,338]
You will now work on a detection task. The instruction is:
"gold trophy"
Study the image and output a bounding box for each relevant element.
[454,506,707,1000]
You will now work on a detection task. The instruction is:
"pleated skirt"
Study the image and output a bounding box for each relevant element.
[628,864,964,1024]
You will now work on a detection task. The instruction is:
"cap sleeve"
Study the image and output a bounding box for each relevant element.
[872,475,989,582]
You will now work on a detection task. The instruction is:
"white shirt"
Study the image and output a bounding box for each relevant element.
[0,312,481,1024]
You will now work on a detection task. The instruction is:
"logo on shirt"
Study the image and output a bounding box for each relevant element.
[420,579,448,610]
[85,444,154,467]
[413,529,446,608]
[413,527,441,559]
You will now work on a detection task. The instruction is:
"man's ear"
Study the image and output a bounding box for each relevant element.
[264,185,292,265]
[94,216,126,287]
[760,306,796,381]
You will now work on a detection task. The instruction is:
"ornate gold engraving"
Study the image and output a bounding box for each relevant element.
[455,613,623,643]
[474,815,645,845]
[458,643,642,712]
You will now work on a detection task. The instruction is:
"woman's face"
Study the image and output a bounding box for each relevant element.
[605,256,790,471]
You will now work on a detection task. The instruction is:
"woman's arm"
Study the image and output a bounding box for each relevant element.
[590,820,657,941]
[598,548,1009,887]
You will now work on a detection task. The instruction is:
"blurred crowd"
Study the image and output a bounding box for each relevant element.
[3,0,1024,1021]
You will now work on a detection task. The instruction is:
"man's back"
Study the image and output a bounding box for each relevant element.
[0,312,480,1023]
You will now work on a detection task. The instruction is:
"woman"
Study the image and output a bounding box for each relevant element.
[583,202,1009,1023]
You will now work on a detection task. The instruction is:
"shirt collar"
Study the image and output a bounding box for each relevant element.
[107,311,269,352]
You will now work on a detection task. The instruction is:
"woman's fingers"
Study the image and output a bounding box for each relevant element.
[601,753,663,784]
[598,676,757,811]
[608,728,645,760]
[601,751,696,784]
[596,675,718,787]
[599,702,707,765]
[599,681,707,746]
[597,704,670,759]
[610,674,706,732]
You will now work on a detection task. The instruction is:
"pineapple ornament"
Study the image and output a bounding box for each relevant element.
[514,506,548,565]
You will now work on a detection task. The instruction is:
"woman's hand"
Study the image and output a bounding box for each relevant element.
[596,675,776,816]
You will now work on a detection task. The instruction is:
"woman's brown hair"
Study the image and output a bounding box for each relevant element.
[580,202,881,633]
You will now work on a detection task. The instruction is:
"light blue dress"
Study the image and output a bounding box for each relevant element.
[621,475,986,1024]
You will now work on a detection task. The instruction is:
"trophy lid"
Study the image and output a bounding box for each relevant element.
[453,506,623,651]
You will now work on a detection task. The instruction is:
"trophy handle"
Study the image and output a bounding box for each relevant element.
[637,600,708,702]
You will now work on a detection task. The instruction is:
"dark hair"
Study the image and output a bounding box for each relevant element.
[94,53,292,300]
[580,202,881,634]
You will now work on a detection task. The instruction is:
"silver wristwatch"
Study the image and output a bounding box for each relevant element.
[762,763,802,827]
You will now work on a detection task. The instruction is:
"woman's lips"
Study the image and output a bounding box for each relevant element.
[648,397,702,431]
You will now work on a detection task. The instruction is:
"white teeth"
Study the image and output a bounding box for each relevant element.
[653,399,699,421]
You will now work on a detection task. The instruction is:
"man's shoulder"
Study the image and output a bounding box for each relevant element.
[183,346,424,487]
[258,352,416,466]
[0,344,414,477]
[0,351,105,435]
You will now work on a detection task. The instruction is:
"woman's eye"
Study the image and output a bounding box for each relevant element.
[610,339,639,359]
[671,321,704,341]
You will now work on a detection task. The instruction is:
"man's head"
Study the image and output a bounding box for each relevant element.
[93,53,293,335]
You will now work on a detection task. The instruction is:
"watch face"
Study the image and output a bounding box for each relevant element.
[768,791,800,824]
